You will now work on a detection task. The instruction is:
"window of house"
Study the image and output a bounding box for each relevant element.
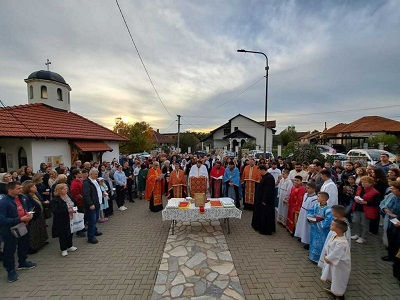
[29,85,34,99]
[223,128,231,135]
[234,127,238,131]
[41,85,48,99]
[57,88,63,101]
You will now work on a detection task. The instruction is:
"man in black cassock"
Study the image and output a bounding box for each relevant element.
[251,164,276,235]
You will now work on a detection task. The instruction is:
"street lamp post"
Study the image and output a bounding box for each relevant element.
[237,49,269,159]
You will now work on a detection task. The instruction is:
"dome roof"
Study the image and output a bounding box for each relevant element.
[26,70,67,85]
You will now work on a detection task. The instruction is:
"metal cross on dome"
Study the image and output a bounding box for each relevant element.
[45,59,51,71]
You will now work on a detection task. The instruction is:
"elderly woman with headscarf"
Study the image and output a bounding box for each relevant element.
[22,180,49,254]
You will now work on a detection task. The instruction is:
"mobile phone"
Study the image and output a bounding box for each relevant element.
[28,211,35,214]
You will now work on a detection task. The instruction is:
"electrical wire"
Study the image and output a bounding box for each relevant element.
[0,100,39,138]
[115,0,174,118]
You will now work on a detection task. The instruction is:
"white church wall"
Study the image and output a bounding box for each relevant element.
[102,141,120,163]
[27,81,70,111]
[31,139,71,171]
[0,138,33,171]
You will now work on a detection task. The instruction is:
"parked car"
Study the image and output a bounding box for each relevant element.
[254,151,274,162]
[346,149,396,166]
[316,145,337,154]
[223,150,235,158]
[323,153,348,165]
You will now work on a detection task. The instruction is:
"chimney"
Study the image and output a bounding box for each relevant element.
[157,129,159,133]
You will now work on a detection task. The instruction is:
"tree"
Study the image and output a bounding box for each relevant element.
[368,134,399,153]
[179,132,200,153]
[113,121,153,153]
[242,141,256,150]
[279,125,297,146]
[292,145,325,163]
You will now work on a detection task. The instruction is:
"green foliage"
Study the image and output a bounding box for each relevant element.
[242,141,256,150]
[282,141,296,158]
[113,121,153,154]
[368,134,399,153]
[179,132,200,153]
[279,125,297,146]
[292,145,325,163]
[161,144,171,154]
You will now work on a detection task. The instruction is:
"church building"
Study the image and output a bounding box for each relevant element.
[0,67,127,172]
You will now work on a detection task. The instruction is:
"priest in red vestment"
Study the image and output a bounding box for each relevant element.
[145,161,164,212]
[209,161,225,198]
[241,158,261,210]
[286,176,306,234]
[168,162,187,198]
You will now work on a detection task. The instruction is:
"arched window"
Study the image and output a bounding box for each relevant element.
[41,85,48,99]
[57,88,63,101]
[29,85,34,99]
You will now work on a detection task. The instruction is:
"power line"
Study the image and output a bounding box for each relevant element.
[160,119,177,133]
[115,0,173,118]
[261,104,400,118]
[181,117,204,132]
[0,100,39,138]
[194,75,265,118]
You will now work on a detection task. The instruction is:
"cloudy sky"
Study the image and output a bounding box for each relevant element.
[1,0,399,134]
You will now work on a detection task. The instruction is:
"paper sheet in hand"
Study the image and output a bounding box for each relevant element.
[158,174,165,180]
[390,218,399,225]
[307,217,317,222]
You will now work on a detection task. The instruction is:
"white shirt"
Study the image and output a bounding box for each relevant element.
[321,179,338,206]
[289,169,308,182]
[90,178,103,205]
[268,168,282,183]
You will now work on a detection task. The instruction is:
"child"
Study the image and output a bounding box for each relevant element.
[321,219,351,300]
[307,191,333,263]
[318,205,351,268]
[98,178,109,223]
[286,176,306,234]
[294,182,317,249]
[276,169,293,226]
[341,175,357,222]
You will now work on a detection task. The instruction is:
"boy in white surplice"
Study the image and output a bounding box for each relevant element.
[320,219,351,299]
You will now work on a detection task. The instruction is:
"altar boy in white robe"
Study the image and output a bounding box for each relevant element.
[321,219,351,300]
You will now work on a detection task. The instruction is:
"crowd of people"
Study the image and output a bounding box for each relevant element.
[0,150,399,298]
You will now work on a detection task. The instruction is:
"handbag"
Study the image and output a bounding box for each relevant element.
[70,212,85,233]
[43,202,52,219]
[10,222,28,238]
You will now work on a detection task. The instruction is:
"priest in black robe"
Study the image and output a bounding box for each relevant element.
[251,164,276,235]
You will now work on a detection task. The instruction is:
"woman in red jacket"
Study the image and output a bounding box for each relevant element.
[351,176,380,244]
[70,169,85,238]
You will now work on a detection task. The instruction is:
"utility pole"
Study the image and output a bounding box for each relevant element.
[177,115,181,153]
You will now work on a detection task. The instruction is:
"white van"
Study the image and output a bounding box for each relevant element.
[346,149,396,165]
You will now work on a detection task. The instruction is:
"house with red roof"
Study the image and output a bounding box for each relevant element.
[320,116,400,150]
[0,70,127,172]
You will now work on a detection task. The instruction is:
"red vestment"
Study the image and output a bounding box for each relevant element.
[286,185,306,234]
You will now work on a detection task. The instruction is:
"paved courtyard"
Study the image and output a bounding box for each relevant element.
[1,197,400,299]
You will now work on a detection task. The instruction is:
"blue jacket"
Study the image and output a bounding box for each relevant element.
[0,194,31,236]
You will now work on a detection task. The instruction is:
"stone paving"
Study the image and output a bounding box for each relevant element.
[152,220,244,300]
[1,196,400,299]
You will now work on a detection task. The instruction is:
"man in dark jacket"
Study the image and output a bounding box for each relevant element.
[82,169,102,244]
[0,182,36,283]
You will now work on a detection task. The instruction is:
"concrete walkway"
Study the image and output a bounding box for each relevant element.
[2,197,400,299]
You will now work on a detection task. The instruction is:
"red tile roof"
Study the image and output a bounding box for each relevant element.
[323,116,400,134]
[323,123,349,134]
[71,141,113,152]
[152,130,175,144]
[0,103,127,141]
